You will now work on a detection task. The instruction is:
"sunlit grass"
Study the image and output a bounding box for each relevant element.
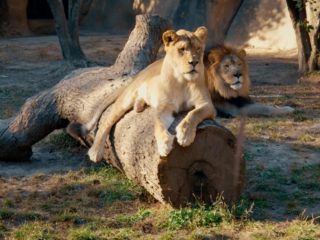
[0,162,320,239]
[12,222,56,240]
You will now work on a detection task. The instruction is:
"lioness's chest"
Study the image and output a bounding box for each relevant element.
[139,81,194,112]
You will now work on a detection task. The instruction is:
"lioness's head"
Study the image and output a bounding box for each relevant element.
[162,26,208,81]
[206,46,250,99]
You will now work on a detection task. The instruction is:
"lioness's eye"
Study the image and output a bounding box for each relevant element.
[179,47,185,53]
[224,64,229,69]
[197,47,201,52]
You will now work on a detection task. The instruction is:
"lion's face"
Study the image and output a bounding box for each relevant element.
[206,46,250,99]
[218,54,245,90]
[162,27,207,81]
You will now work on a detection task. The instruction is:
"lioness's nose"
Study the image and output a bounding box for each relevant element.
[188,60,198,67]
[233,72,242,78]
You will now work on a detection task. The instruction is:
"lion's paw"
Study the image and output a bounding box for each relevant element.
[88,146,104,163]
[176,122,196,147]
[157,133,174,157]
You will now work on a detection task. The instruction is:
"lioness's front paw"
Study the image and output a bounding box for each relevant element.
[88,146,103,163]
[176,121,196,147]
[157,133,174,157]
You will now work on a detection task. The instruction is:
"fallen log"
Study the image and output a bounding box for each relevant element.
[0,14,169,161]
[0,15,244,206]
[109,110,244,206]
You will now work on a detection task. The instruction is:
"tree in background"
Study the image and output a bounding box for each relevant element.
[47,0,94,67]
[0,0,31,36]
[286,0,320,72]
[133,0,244,48]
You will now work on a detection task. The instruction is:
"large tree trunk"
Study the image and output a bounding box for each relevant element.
[307,1,320,71]
[135,0,244,48]
[206,0,244,47]
[47,0,93,67]
[0,15,244,206]
[286,0,320,72]
[173,0,244,47]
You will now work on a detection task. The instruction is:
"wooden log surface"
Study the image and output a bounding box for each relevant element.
[0,14,245,206]
[108,109,245,206]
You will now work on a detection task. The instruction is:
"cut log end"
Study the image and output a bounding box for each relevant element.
[158,121,244,207]
[111,109,245,207]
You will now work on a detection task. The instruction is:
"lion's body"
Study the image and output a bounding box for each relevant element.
[205,46,294,117]
[87,27,215,162]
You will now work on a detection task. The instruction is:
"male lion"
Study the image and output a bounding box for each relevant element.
[205,46,294,117]
[86,26,216,162]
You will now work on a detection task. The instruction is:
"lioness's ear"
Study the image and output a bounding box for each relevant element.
[162,30,178,47]
[194,26,208,43]
[238,49,246,58]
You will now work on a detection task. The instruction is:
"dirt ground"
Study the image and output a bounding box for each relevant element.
[0,33,320,229]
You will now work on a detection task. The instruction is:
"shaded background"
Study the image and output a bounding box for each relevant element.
[0,0,297,51]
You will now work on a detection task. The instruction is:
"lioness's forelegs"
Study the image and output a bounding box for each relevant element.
[176,103,216,147]
[88,94,136,162]
[154,107,175,157]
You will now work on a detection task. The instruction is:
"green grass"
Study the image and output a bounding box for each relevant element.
[165,197,253,230]
[0,209,14,220]
[1,163,320,239]
[0,209,42,222]
[68,227,99,240]
[56,211,87,225]
[0,223,8,238]
[88,165,143,204]
[293,109,310,122]
[115,208,151,226]
[167,207,223,229]
[13,222,56,240]
[3,199,14,208]
[48,132,81,148]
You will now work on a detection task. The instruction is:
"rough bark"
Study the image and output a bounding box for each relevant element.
[286,0,320,72]
[47,0,93,67]
[307,1,320,71]
[0,14,244,206]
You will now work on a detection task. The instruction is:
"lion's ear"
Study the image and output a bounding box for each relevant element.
[207,48,226,64]
[238,49,246,58]
[207,52,216,64]
[162,30,178,47]
[194,26,208,43]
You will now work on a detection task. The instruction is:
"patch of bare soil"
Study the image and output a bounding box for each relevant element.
[0,35,320,222]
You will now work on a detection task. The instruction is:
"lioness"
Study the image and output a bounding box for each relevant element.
[86,26,216,162]
[205,46,294,117]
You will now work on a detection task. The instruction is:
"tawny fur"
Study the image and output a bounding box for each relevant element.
[87,26,216,162]
[205,46,294,117]
[206,46,250,100]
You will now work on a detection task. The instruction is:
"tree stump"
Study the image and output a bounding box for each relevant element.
[0,14,245,206]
